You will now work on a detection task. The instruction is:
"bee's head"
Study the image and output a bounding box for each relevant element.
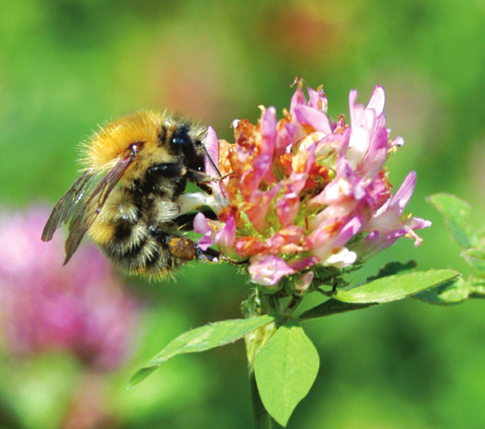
[170,125,205,173]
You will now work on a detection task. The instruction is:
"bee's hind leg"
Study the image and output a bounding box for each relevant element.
[194,246,222,263]
[195,245,246,266]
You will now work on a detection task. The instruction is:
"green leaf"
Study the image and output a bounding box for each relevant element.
[366,260,417,282]
[469,279,485,298]
[298,299,376,320]
[462,247,485,278]
[428,193,480,248]
[254,321,319,427]
[334,269,459,304]
[414,276,485,305]
[129,314,276,388]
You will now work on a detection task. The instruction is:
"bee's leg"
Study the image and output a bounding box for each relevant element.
[194,245,247,266]
[149,222,245,265]
[186,169,233,186]
[165,235,226,264]
[194,245,222,263]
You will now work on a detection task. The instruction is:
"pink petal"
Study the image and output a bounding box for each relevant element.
[204,127,220,177]
[365,170,392,211]
[193,212,210,234]
[366,171,418,233]
[261,107,278,185]
[275,191,300,227]
[293,105,331,134]
[290,79,307,115]
[351,230,404,259]
[239,154,272,196]
[355,114,389,179]
[266,226,306,253]
[367,85,386,115]
[244,185,281,231]
[214,214,236,251]
[193,213,215,251]
[347,91,370,164]
[293,271,315,292]
[347,86,389,173]
[307,86,328,112]
[392,171,417,211]
[276,122,297,155]
[310,156,365,208]
[248,255,296,286]
[335,216,363,247]
[288,256,320,271]
[289,143,316,193]
[203,127,230,208]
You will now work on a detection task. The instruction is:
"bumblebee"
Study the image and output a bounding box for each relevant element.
[42,111,223,279]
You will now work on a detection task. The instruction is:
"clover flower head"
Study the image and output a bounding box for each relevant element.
[199,79,431,287]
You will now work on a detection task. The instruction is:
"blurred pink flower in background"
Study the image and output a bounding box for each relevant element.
[0,206,140,371]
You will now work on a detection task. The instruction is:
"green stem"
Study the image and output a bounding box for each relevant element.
[248,365,283,429]
[284,295,302,316]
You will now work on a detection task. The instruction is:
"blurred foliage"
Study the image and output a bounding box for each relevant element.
[0,0,483,428]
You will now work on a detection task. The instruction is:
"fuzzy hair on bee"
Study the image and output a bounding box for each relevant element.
[42,110,224,279]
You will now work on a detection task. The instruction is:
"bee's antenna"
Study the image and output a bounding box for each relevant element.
[202,144,222,178]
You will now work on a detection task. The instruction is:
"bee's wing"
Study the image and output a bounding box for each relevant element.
[42,170,97,242]
[63,153,137,264]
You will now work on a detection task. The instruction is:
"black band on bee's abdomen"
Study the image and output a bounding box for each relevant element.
[112,224,148,259]
[101,217,189,278]
[141,247,164,268]
[113,221,136,241]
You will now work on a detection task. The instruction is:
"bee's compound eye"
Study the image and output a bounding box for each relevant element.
[171,127,192,149]
[171,127,196,162]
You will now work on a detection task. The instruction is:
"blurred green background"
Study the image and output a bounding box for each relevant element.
[0,0,483,428]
